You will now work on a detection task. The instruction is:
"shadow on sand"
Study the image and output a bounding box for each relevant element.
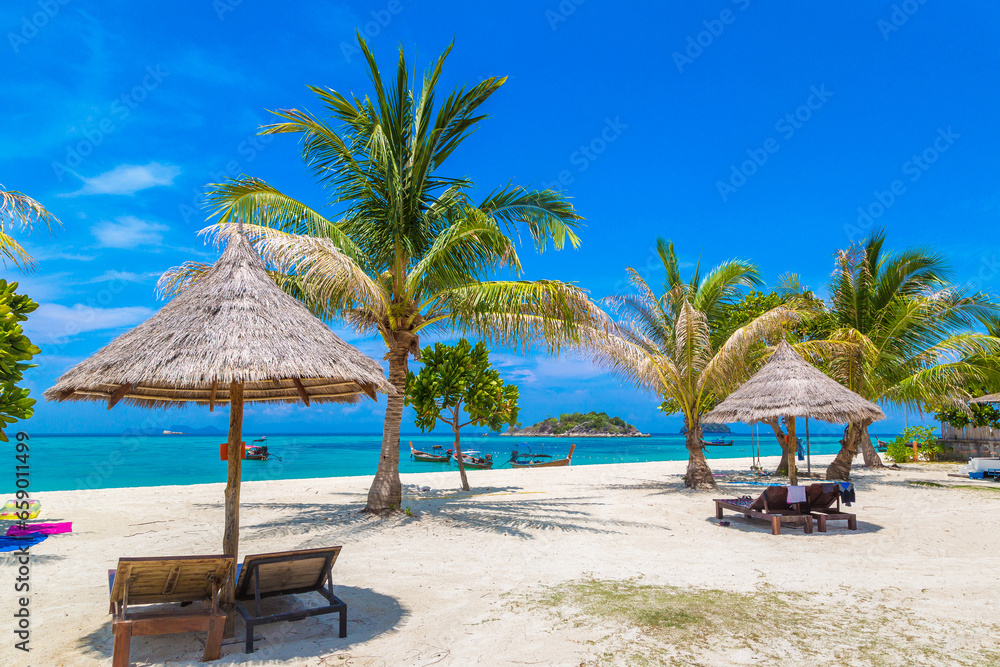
[77,585,406,665]
[231,482,663,542]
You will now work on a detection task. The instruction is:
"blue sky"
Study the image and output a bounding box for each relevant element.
[3,0,998,435]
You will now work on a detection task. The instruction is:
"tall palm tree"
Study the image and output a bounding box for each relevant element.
[592,240,793,490]
[1,186,59,269]
[795,230,999,480]
[160,36,608,512]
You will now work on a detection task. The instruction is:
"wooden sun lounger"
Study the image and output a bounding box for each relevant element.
[107,555,234,667]
[805,483,857,532]
[714,487,813,535]
[235,546,347,653]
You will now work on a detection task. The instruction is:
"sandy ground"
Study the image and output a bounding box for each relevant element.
[3,454,1000,666]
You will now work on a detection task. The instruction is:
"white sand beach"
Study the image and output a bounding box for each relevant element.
[5,455,1000,666]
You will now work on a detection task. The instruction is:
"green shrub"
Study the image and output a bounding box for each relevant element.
[886,426,944,463]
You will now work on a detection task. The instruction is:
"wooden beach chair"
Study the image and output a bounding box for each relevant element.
[805,483,857,532]
[235,546,347,653]
[714,486,813,535]
[107,555,233,667]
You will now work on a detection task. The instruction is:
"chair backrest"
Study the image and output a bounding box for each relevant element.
[750,486,789,511]
[235,546,342,600]
[110,555,234,605]
[805,483,841,510]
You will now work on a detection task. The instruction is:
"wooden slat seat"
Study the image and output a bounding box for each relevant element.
[805,483,858,532]
[234,546,347,653]
[108,555,234,667]
[714,487,813,535]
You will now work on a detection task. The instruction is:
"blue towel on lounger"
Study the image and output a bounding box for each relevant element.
[0,533,48,552]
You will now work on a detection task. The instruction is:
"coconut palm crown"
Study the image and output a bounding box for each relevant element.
[591,240,794,490]
[1,186,59,269]
[160,35,609,512]
[787,229,1000,479]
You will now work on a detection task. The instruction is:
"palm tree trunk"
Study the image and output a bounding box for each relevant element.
[683,417,717,490]
[453,413,470,491]
[365,346,408,513]
[826,422,864,481]
[764,419,789,475]
[860,426,885,468]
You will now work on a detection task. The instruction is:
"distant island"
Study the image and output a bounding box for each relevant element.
[503,411,650,437]
[680,424,731,434]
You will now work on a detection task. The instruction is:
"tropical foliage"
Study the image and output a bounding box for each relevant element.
[405,339,518,490]
[885,426,943,463]
[514,411,637,435]
[782,229,1000,479]
[1,186,59,269]
[161,35,608,511]
[0,281,40,441]
[588,239,794,490]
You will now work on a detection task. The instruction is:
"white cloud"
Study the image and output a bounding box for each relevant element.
[25,247,97,262]
[23,303,153,344]
[86,270,158,284]
[92,216,169,249]
[64,162,181,197]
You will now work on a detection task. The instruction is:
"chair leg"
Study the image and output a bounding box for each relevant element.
[339,607,347,638]
[848,515,857,530]
[804,516,813,534]
[716,503,723,519]
[772,517,781,535]
[203,614,225,661]
[112,621,132,667]
[245,619,255,654]
[817,515,827,533]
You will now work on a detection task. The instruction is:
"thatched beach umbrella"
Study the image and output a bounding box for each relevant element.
[703,339,884,485]
[970,393,1000,404]
[44,232,391,625]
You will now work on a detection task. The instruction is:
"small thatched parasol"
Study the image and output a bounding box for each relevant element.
[45,232,391,626]
[971,393,1000,404]
[704,339,884,484]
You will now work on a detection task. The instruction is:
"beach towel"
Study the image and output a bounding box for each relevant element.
[0,499,40,520]
[0,533,48,552]
[6,522,71,537]
[838,482,856,506]
[786,485,807,504]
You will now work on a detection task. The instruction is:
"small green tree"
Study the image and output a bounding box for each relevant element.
[405,339,519,490]
[0,281,39,441]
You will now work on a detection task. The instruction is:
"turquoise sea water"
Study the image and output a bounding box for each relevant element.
[4,431,895,493]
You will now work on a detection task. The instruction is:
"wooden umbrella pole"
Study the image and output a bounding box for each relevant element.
[786,416,798,486]
[806,416,811,476]
[222,381,244,637]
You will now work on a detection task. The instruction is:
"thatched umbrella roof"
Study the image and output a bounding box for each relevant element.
[44,232,391,408]
[970,393,1000,404]
[703,339,885,425]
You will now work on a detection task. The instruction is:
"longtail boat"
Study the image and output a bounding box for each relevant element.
[410,441,451,463]
[701,439,733,447]
[457,450,493,469]
[511,444,576,468]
